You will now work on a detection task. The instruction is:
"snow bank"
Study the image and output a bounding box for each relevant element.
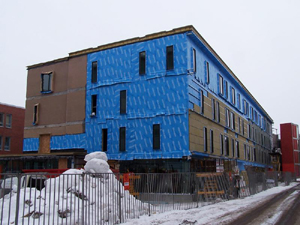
[0,152,147,225]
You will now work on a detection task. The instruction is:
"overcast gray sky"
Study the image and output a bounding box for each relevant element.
[1,0,299,132]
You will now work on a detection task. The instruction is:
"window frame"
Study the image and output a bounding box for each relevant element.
[231,87,236,105]
[211,98,215,120]
[139,51,146,75]
[4,137,10,151]
[231,138,235,157]
[200,90,204,114]
[91,61,98,83]
[230,112,235,130]
[235,140,240,158]
[224,136,229,156]
[153,124,160,150]
[120,90,127,114]
[218,75,224,95]
[166,45,174,71]
[216,101,220,123]
[41,72,53,93]
[5,114,12,128]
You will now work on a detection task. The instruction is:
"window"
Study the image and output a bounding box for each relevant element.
[33,104,39,125]
[192,48,196,72]
[210,130,214,153]
[251,107,254,120]
[225,109,230,127]
[211,99,215,120]
[230,112,235,130]
[41,72,53,93]
[139,51,146,75]
[120,90,127,114]
[203,127,207,152]
[216,101,220,123]
[205,61,210,84]
[0,136,2,150]
[200,90,204,114]
[248,124,251,139]
[91,95,97,116]
[231,138,235,157]
[243,100,248,115]
[225,81,228,99]
[247,146,250,160]
[91,61,98,83]
[253,148,256,161]
[166,45,174,70]
[219,75,224,95]
[6,114,12,128]
[153,124,160,149]
[119,127,126,151]
[224,136,229,156]
[231,87,235,105]
[238,117,241,133]
[0,113,4,127]
[4,137,10,151]
[235,141,240,158]
[244,144,247,160]
[102,129,107,152]
[242,120,244,135]
[220,134,224,155]
[237,94,241,110]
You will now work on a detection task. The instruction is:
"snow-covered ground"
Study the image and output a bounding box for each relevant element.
[121,182,299,225]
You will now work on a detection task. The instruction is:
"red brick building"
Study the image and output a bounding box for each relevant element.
[0,103,25,172]
[280,123,300,176]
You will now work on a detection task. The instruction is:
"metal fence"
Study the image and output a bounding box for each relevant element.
[0,171,296,225]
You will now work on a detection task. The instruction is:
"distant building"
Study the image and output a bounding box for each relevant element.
[0,103,25,172]
[280,123,300,176]
[23,26,274,173]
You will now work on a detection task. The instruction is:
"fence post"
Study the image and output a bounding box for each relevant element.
[81,173,85,225]
[118,173,122,223]
[14,173,21,225]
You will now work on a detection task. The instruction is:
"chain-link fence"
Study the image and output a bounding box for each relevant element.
[0,171,296,225]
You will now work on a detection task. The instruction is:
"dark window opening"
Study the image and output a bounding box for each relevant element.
[212,99,215,120]
[206,61,210,84]
[166,46,174,70]
[236,141,240,158]
[225,136,229,156]
[0,136,2,150]
[91,95,97,116]
[217,101,220,123]
[120,90,127,114]
[4,137,10,151]
[0,113,3,127]
[92,61,98,83]
[219,75,223,95]
[210,130,214,153]
[232,138,235,157]
[102,129,108,152]
[204,127,207,152]
[220,134,224,155]
[139,51,146,75]
[33,104,39,125]
[231,87,236,105]
[119,127,126,151]
[153,124,160,149]
[6,114,12,128]
[201,90,204,114]
[193,48,196,72]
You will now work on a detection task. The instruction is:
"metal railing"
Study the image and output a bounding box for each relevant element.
[0,171,295,225]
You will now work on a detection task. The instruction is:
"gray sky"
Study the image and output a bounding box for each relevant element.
[1,0,299,132]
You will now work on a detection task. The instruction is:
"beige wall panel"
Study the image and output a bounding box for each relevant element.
[25,95,67,127]
[24,126,66,138]
[67,55,87,89]
[26,60,69,98]
[66,124,85,135]
[194,105,201,114]
[66,90,86,122]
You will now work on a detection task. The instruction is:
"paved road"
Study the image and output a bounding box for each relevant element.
[228,184,300,225]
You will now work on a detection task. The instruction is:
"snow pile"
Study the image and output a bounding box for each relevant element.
[0,152,147,225]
